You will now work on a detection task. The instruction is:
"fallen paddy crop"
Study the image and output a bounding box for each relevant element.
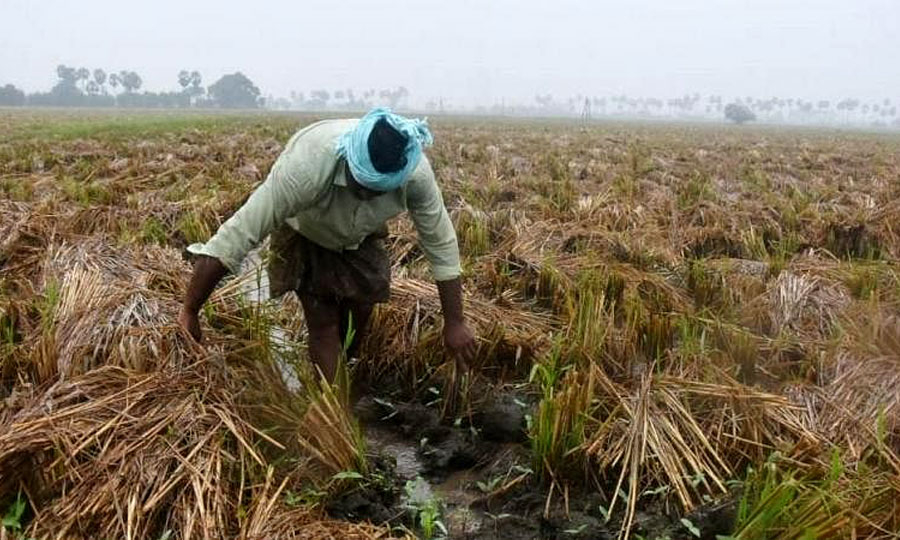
[1,110,898,539]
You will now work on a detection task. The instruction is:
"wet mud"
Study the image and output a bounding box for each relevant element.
[339,396,737,540]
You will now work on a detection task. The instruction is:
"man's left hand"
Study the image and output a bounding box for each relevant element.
[444,320,476,368]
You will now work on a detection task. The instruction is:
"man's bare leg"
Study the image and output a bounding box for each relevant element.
[299,293,341,382]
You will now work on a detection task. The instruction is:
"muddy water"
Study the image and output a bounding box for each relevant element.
[364,424,482,504]
[364,423,490,538]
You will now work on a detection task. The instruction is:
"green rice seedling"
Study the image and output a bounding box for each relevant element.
[139,216,169,245]
[740,163,771,191]
[35,279,59,331]
[202,266,283,365]
[404,477,446,540]
[60,177,114,206]
[621,278,679,367]
[529,367,594,481]
[741,226,770,262]
[536,256,572,314]
[295,362,369,482]
[636,278,679,315]
[619,289,649,364]
[843,262,886,300]
[1,491,28,534]
[176,209,213,244]
[486,259,515,296]
[764,230,804,277]
[621,288,675,367]
[568,270,611,362]
[0,305,17,366]
[626,143,654,178]
[604,270,627,315]
[547,176,576,214]
[163,179,191,202]
[455,207,491,257]
[890,268,900,305]
[640,313,674,364]
[69,156,98,181]
[529,335,570,396]
[731,454,859,540]
[34,278,60,372]
[676,171,715,209]
[685,259,731,311]
[723,327,758,385]
[537,153,575,214]
[675,315,708,361]
[544,152,568,183]
[0,178,34,201]
[612,172,638,200]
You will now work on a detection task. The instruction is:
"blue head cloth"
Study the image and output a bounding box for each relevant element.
[336,107,434,192]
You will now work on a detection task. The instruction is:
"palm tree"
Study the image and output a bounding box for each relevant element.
[93,69,107,94]
[76,67,90,92]
[108,73,120,94]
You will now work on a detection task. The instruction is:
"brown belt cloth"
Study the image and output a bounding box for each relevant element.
[267,225,391,304]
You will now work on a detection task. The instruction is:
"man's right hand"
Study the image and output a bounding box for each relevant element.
[179,308,202,342]
[180,255,229,343]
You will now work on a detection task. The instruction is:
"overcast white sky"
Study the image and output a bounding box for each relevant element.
[1,0,897,107]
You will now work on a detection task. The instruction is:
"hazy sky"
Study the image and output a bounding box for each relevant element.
[2,0,897,107]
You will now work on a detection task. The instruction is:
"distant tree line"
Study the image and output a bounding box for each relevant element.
[0,65,263,109]
[3,66,897,128]
[266,86,411,112]
[526,93,898,127]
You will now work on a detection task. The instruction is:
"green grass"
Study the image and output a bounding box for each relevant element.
[176,210,214,245]
[732,454,845,540]
[0,109,296,141]
[139,217,169,245]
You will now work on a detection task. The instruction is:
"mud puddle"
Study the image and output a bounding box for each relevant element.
[353,397,544,540]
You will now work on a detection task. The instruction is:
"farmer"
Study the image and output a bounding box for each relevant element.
[178,108,476,381]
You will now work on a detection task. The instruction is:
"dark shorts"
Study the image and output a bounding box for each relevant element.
[267,225,391,304]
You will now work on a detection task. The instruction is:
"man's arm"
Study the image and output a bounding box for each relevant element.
[178,255,227,341]
[406,159,476,363]
[179,134,329,340]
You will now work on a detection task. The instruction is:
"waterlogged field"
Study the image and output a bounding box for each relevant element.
[1,109,899,540]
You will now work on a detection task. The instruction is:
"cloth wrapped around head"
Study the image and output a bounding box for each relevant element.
[336,107,434,192]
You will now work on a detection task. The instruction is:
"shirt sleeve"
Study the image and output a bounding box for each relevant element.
[405,157,462,281]
[187,140,328,273]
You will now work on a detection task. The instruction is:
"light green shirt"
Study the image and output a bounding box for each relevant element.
[187,119,461,281]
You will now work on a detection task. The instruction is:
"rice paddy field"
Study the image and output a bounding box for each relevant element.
[1,108,899,540]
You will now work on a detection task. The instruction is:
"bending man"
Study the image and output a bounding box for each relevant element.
[179,108,476,381]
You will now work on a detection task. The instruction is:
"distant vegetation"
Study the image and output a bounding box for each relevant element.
[724,102,756,124]
[0,65,261,109]
[1,65,897,128]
